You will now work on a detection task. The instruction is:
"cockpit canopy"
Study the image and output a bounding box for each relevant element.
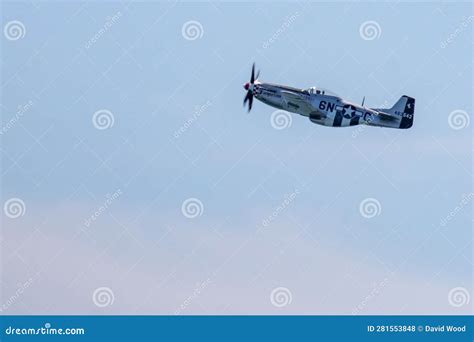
[306,87,325,95]
[305,86,339,98]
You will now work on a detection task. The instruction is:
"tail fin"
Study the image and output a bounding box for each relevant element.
[370,96,415,129]
[387,95,415,129]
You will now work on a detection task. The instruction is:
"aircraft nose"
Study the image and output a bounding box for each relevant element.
[244,82,250,90]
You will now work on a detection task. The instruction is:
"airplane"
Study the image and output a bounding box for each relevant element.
[243,64,414,129]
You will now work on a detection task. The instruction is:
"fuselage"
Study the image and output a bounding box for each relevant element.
[252,81,382,128]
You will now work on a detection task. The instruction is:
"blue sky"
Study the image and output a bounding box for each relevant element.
[1,1,472,314]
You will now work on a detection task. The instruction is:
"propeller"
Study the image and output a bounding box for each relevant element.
[243,63,260,112]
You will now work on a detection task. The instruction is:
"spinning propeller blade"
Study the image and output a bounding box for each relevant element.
[243,63,260,113]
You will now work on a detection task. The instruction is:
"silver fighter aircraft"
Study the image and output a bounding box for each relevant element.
[243,64,414,129]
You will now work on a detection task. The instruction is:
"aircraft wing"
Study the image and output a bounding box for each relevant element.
[280,91,314,113]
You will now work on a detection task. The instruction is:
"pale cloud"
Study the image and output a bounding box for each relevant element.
[2,204,471,315]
